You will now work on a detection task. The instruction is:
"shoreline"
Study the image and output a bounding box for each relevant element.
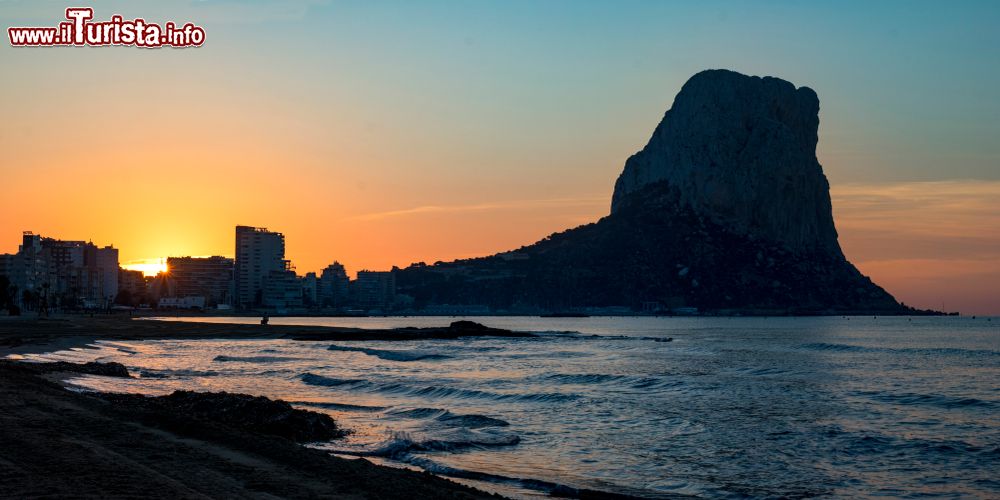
[0,317,516,499]
[0,357,499,499]
[0,316,656,499]
[89,307,957,318]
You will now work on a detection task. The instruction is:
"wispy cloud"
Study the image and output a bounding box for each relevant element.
[348,196,608,222]
[830,180,1000,313]
[832,179,1000,261]
[833,180,1000,221]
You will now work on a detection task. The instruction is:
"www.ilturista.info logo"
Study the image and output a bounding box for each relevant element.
[8,8,205,48]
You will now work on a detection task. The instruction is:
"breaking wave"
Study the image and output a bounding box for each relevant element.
[301,373,577,403]
[339,429,520,458]
[852,390,998,410]
[799,342,868,352]
[389,454,641,499]
[386,407,510,428]
[136,368,220,378]
[539,372,680,390]
[213,355,303,363]
[327,345,452,362]
[289,401,388,412]
[799,343,1000,358]
[299,374,367,387]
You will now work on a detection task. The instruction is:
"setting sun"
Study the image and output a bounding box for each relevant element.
[121,259,167,277]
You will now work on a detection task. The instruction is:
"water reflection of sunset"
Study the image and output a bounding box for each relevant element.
[26,316,1000,498]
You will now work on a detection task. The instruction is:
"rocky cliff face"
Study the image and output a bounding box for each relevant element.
[611,69,840,255]
[396,69,909,314]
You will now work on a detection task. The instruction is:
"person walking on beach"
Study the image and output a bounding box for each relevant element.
[261,312,269,326]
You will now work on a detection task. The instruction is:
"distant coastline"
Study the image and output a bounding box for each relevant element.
[129,307,956,319]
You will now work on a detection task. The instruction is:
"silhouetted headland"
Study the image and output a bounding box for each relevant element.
[397,69,938,316]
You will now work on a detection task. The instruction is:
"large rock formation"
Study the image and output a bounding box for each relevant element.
[395,69,911,314]
[612,69,838,254]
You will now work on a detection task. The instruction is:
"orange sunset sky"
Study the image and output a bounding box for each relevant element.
[1,1,998,315]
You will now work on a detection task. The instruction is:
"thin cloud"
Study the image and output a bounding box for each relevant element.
[349,196,608,222]
[832,179,1000,260]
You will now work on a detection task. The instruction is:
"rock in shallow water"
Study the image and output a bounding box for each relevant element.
[0,360,131,378]
[100,390,346,443]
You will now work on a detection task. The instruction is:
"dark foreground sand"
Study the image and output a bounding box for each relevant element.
[0,316,503,499]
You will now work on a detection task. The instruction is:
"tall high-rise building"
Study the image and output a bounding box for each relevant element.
[84,244,119,302]
[166,256,234,306]
[16,232,46,293]
[234,226,286,308]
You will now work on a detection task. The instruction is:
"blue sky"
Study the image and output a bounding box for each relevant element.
[5,0,998,184]
[209,0,1000,183]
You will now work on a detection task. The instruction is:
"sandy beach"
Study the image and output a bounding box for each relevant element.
[0,316,505,499]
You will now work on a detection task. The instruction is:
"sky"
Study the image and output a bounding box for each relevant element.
[1,0,998,314]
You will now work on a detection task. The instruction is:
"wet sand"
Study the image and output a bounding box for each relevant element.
[0,316,501,499]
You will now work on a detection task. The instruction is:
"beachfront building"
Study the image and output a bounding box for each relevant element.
[0,253,21,308]
[84,244,119,303]
[117,268,148,305]
[352,270,396,312]
[166,256,234,307]
[147,273,175,304]
[2,231,119,309]
[300,272,318,306]
[0,253,19,281]
[421,304,491,315]
[319,262,350,308]
[16,233,47,294]
[234,226,286,308]
[261,269,303,310]
[157,296,207,310]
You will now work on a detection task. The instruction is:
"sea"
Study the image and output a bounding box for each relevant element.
[15,316,1000,498]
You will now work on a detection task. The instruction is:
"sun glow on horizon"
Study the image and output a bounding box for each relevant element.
[122,259,168,277]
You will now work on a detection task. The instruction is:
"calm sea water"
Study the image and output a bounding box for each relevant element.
[19,316,1000,498]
